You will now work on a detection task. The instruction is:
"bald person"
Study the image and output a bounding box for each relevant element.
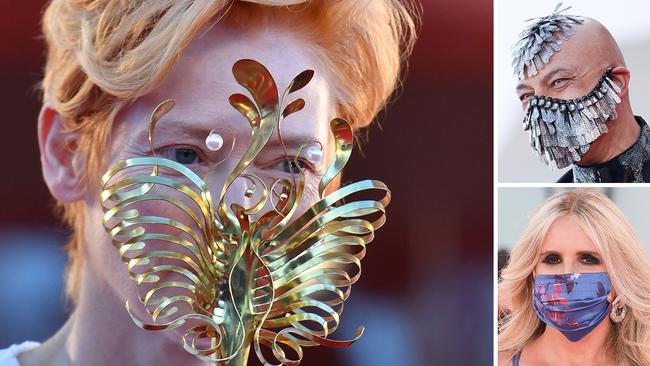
[512,5,646,182]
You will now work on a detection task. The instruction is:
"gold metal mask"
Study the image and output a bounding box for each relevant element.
[100,59,390,365]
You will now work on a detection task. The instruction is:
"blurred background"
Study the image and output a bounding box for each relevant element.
[0,0,492,365]
[498,187,650,253]
[496,0,650,182]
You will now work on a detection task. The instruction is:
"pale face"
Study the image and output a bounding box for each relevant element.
[79,24,337,339]
[535,215,607,275]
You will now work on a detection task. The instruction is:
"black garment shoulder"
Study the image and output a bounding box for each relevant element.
[556,115,648,183]
[557,169,574,183]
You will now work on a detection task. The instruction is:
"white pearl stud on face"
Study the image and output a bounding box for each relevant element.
[305,145,323,165]
[205,130,224,151]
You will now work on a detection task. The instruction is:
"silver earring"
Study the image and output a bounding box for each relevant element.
[610,297,627,323]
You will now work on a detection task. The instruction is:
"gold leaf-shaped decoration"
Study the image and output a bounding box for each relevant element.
[232,59,279,119]
[282,98,305,118]
[319,118,354,196]
[229,93,261,127]
[286,69,314,94]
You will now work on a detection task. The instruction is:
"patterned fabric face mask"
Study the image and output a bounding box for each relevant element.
[523,69,622,170]
[533,272,612,342]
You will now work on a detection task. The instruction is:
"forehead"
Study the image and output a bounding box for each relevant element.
[516,29,599,90]
[540,215,600,254]
[125,24,334,144]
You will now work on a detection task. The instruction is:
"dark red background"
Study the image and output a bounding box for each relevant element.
[0,0,492,365]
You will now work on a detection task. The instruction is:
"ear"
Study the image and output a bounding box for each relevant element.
[608,288,617,303]
[38,104,84,202]
[610,66,631,98]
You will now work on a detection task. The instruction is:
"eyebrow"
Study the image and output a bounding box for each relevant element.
[133,119,215,144]
[263,134,327,155]
[539,250,601,257]
[516,82,532,93]
[516,66,577,93]
[135,118,327,153]
[541,66,574,84]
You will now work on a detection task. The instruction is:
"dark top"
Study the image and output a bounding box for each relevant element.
[557,116,650,183]
[512,351,521,366]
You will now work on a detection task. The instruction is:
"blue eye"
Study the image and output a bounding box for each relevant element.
[280,159,306,174]
[173,148,199,165]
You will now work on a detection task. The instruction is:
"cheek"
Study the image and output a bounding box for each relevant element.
[98,175,210,273]
[296,179,321,213]
[534,261,565,275]
[557,83,590,100]
[83,199,139,301]
[534,263,553,275]
[578,262,607,272]
[99,190,212,319]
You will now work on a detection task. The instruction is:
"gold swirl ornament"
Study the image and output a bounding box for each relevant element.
[100,59,390,365]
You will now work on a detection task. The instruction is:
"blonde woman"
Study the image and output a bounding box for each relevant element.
[498,189,650,366]
[0,1,417,365]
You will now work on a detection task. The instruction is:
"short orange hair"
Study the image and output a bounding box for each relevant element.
[40,0,419,302]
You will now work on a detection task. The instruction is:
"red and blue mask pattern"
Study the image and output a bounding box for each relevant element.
[533,272,611,342]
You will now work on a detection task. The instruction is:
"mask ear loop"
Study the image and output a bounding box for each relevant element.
[604,66,627,95]
[606,280,616,301]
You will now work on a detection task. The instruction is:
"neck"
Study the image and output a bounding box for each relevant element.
[531,321,614,366]
[578,107,640,166]
[20,264,215,366]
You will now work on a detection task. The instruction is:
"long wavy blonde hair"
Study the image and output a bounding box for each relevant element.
[499,189,650,366]
[40,0,419,302]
